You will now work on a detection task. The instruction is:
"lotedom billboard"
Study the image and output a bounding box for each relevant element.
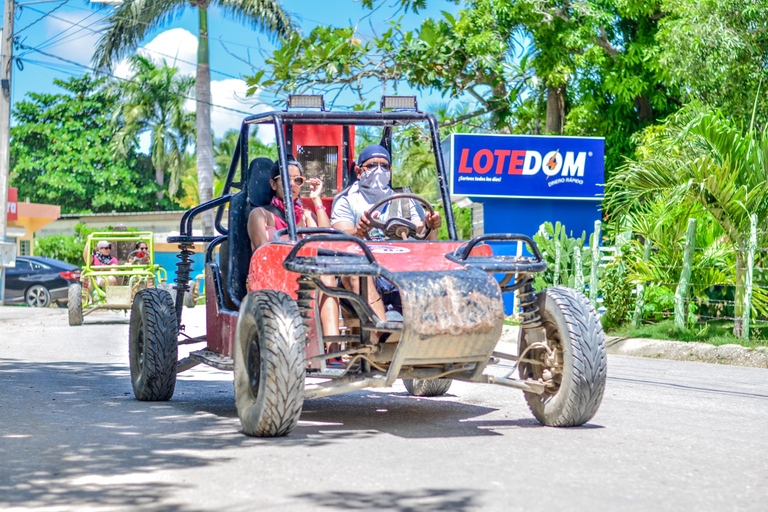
[446,133,604,201]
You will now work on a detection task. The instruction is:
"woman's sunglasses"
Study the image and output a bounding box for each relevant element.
[274,176,306,186]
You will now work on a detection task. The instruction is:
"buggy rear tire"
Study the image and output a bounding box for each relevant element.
[68,284,83,326]
[519,286,606,427]
[234,290,306,437]
[403,378,452,397]
[184,283,197,309]
[129,288,178,401]
[158,281,195,308]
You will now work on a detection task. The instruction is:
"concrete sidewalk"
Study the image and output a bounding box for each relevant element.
[606,336,768,368]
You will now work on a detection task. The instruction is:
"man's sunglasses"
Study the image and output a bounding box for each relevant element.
[363,162,390,171]
[274,176,306,186]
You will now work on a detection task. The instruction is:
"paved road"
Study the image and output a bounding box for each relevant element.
[1,305,766,512]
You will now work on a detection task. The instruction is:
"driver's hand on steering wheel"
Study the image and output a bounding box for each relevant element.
[355,211,374,239]
[425,210,442,231]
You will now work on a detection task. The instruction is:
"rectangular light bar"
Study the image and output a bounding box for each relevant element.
[380,96,418,111]
[287,94,325,110]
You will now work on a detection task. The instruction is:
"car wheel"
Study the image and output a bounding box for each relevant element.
[234,290,306,437]
[519,286,607,427]
[403,378,452,396]
[129,288,178,401]
[25,284,51,308]
[68,284,83,326]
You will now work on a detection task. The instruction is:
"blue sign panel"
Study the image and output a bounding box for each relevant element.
[447,133,604,201]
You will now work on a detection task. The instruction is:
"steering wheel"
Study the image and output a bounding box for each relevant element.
[127,249,149,264]
[364,193,435,240]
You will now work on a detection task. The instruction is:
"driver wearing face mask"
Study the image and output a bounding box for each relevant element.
[331,144,442,240]
[330,145,442,340]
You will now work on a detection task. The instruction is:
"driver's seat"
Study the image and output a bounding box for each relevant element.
[224,157,273,309]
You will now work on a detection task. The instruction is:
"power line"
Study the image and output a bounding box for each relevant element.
[37,9,106,51]
[15,0,71,35]
[20,5,244,81]
[17,42,262,117]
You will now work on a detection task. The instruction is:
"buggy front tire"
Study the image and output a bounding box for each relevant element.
[129,288,178,401]
[403,378,452,397]
[234,290,306,437]
[68,284,83,326]
[519,286,606,427]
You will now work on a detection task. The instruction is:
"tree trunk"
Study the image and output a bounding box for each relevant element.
[545,84,565,134]
[734,248,745,337]
[196,6,215,236]
[155,164,165,201]
[634,94,653,123]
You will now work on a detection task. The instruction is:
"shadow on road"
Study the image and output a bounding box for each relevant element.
[0,357,565,510]
[0,358,241,511]
[285,390,543,445]
[295,488,482,512]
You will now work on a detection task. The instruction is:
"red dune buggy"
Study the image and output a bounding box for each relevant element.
[128,98,607,437]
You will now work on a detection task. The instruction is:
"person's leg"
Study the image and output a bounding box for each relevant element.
[341,275,386,343]
[107,275,118,286]
[317,275,342,361]
[318,276,340,337]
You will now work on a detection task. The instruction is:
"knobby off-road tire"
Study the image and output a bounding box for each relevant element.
[519,286,606,427]
[158,281,195,308]
[129,288,178,401]
[68,283,83,326]
[403,378,452,397]
[234,290,306,437]
[183,283,197,309]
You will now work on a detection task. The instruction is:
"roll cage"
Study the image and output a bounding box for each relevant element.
[172,110,458,244]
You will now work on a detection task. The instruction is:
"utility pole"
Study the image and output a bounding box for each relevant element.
[0,0,15,306]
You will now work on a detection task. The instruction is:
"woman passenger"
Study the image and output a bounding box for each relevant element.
[246,156,340,347]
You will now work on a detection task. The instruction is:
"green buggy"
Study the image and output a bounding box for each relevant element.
[68,232,166,325]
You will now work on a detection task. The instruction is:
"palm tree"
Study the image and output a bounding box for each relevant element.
[214,129,276,179]
[606,103,768,335]
[93,0,295,235]
[111,55,196,200]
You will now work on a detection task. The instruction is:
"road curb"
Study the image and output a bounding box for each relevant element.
[502,325,768,368]
[606,336,768,368]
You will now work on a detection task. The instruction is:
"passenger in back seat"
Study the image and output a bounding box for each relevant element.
[246,155,340,341]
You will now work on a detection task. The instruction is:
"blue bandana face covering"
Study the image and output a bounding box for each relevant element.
[358,165,392,204]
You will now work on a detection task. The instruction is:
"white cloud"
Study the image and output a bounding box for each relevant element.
[114,28,197,80]
[114,29,275,145]
[43,11,103,65]
[208,79,274,143]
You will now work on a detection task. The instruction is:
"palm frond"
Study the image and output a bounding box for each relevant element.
[215,0,297,40]
[93,0,187,71]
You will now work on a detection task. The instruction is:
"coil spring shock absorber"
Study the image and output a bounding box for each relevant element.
[173,242,194,325]
[517,275,541,330]
[295,276,316,336]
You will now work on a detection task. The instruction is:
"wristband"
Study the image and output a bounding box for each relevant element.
[315,205,327,213]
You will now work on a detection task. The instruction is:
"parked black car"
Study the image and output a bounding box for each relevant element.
[3,256,81,307]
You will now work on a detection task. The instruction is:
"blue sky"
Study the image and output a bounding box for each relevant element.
[6,0,463,141]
